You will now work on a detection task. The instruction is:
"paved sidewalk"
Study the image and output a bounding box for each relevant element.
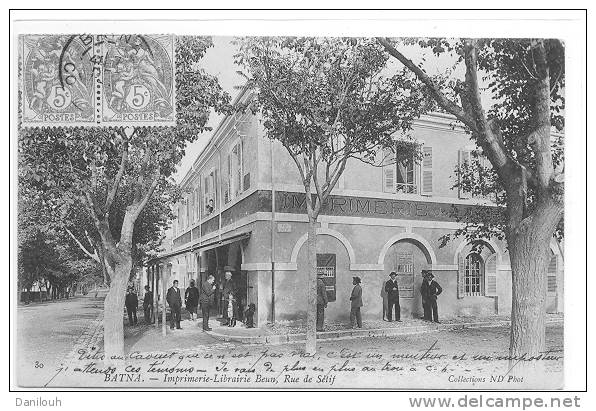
[16,292,106,387]
[207,313,564,345]
[67,311,564,357]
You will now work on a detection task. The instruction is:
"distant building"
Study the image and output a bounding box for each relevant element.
[145,89,563,327]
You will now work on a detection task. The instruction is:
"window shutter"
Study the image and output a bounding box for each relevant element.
[203,176,209,214]
[190,191,195,223]
[457,255,465,299]
[485,254,497,296]
[213,169,218,209]
[458,149,471,199]
[383,148,396,193]
[547,254,557,293]
[225,154,231,203]
[238,140,244,193]
[421,146,433,196]
[195,187,201,220]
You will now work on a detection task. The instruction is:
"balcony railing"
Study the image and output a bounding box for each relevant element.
[395,183,417,194]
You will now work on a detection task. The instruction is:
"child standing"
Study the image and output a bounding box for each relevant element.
[227,293,237,327]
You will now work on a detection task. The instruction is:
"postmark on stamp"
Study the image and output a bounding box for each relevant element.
[19,34,176,128]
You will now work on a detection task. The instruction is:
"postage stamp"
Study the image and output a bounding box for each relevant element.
[19,34,175,128]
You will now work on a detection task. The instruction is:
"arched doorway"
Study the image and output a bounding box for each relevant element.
[382,238,434,319]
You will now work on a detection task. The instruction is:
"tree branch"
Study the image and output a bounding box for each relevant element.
[529,40,556,191]
[104,140,128,212]
[377,37,476,130]
[64,227,100,262]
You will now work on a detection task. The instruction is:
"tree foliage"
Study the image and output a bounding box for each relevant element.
[18,36,230,358]
[19,36,230,275]
[380,37,565,362]
[383,38,565,247]
[235,37,431,217]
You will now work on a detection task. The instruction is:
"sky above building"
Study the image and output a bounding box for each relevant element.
[172,36,480,183]
[173,37,243,183]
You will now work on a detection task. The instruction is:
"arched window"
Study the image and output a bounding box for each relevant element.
[464,253,484,296]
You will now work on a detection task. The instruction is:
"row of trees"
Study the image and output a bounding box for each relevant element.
[19,37,230,360]
[19,37,564,375]
[18,182,103,303]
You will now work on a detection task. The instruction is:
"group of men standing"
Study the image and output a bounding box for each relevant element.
[315,269,443,331]
[161,275,220,331]
[127,268,443,331]
[125,272,237,332]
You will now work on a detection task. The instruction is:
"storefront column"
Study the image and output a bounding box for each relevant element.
[246,270,272,327]
[161,264,169,336]
[197,251,206,284]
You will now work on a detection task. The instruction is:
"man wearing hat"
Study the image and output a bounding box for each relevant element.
[220,270,236,324]
[384,272,401,322]
[316,273,329,332]
[420,270,442,323]
[349,277,363,329]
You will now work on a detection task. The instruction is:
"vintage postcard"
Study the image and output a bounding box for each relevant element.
[10,10,586,394]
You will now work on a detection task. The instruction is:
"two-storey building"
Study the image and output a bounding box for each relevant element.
[145,88,563,327]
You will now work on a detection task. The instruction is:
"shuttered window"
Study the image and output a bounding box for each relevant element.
[547,254,557,293]
[195,187,201,222]
[235,141,243,197]
[317,254,336,302]
[225,154,232,204]
[457,255,465,299]
[213,169,218,209]
[383,148,396,193]
[226,139,246,202]
[421,146,433,196]
[382,144,418,194]
[485,254,497,296]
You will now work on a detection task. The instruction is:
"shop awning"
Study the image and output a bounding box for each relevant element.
[147,232,251,265]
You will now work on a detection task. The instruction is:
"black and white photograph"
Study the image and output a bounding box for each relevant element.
[8,9,587,396]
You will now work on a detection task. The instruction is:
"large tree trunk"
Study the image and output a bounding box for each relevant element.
[103,258,132,363]
[305,217,318,354]
[507,199,562,377]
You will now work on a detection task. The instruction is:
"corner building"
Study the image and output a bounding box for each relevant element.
[147,89,563,327]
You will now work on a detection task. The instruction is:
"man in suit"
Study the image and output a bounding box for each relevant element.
[220,271,236,324]
[142,285,153,324]
[125,287,138,325]
[199,275,216,331]
[166,280,182,330]
[420,270,442,323]
[384,272,401,322]
[350,276,363,329]
[316,274,329,332]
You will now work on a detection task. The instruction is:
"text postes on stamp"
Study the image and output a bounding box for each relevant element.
[21,35,95,126]
[100,34,175,126]
[20,34,176,128]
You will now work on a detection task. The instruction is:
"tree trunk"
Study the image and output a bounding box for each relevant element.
[507,199,562,378]
[103,259,132,363]
[305,217,318,354]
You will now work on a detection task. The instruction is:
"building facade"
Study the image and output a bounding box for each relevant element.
[146,90,564,327]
